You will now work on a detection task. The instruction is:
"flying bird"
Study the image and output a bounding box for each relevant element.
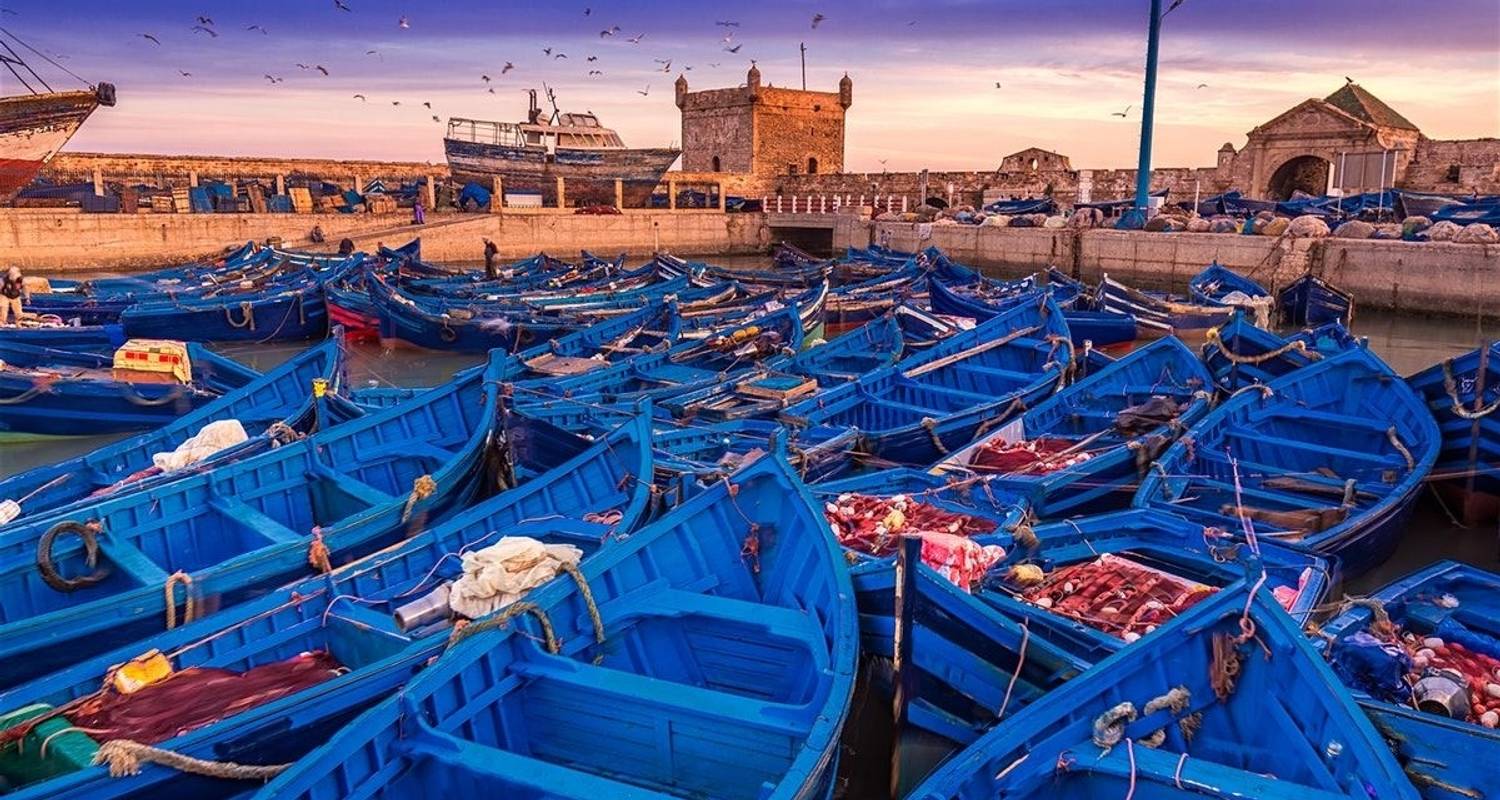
[333,0,352,12]
[264,74,283,83]
[715,20,739,27]
[1344,76,1355,84]
[316,65,329,75]
[398,15,409,28]
[138,33,161,45]
[422,101,431,108]
[554,52,568,59]
[625,33,645,43]
[196,15,214,25]
[637,84,650,96]
[391,100,401,106]
[599,27,617,37]
[196,22,224,35]
[708,62,721,68]
[1110,105,1132,117]
[481,74,491,82]
[723,43,741,53]
[586,55,598,61]
[178,69,192,77]
[994,82,1002,89]
[588,70,602,76]
[501,62,514,73]
[487,87,496,94]
[542,47,552,55]
[247,24,268,34]
[811,13,825,28]
[353,94,367,101]
[296,63,311,69]
[1196,83,1208,89]
[583,7,591,15]
[431,115,440,122]
[907,20,916,26]
[659,60,673,73]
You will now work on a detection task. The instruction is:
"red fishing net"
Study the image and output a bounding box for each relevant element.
[824,493,1003,590]
[60,651,342,746]
[1405,637,1500,724]
[1019,554,1216,640]
[969,438,1091,474]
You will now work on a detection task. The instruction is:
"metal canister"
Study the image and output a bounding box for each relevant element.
[393,582,453,631]
[1413,668,1471,718]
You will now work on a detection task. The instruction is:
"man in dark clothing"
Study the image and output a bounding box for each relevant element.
[1,266,28,325]
[338,238,356,256]
[483,239,500,280]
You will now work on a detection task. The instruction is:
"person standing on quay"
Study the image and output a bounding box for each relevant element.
[413,201,426,225]
[1,267,28,326]
[483,239,500,280]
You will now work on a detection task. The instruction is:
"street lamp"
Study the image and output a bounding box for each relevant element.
[1125,0,1169,228]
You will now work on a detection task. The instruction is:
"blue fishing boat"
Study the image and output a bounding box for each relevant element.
[0,414,655,799]
[119,276,329,343]
[0,340,257,437]
[1279,272,1354,326]
[1188,262,1273,324]
[0,353,506,689]
[370,273,582,352]
[928,277,1137,349]
[250,445,857,800]
[907,582,1418,799]
[1320,561,1500,800]
[1202,309,1359,392]
[664,314,904,422]
[1406,342,1500,523]
[0,323,126,350]
[1098,273,1236,337]
[1136,345,1439,577]
[933,337,1215,518]
[651,419,862,505]
[783,295,1071,465]
[0,336,346,523]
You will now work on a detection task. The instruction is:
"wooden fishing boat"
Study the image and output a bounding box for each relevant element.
[0,340,255,436]
[0,352,506,690]
[0,414,654,799]
[893,303,975,353]
[928,277,1137,350]
[663,314,904,422]
[1201,309,1359,392]
[370,273,583,352]
[0,322,126,350]
[119,276,329,343]
[783,295,1072,465]
[0,336,346,523]
[933,337,1215,518]
[1279,272,1354,326]
[827,263,927,334]
[1406,342,1500,524]
[1097,273,1236,337]
[1319,561,1500,800]
[1136,345,1439,577]
[250,445,857,800]
[444,98,679,208]
[1187,262,1273,325]
[907,582,1417,799]
[650,419,862,505]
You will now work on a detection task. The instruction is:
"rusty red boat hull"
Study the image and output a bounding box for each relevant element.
[0,89,105,202]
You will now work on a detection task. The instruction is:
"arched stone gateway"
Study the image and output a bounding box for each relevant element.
[1267,154,1332,200]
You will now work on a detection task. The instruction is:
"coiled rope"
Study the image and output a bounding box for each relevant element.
[399,474,437,523]
[1205,327,1312,365]
[37,520,110,592]
[1441,359,1500,420]
[164,570,197,630]
[1386,427,1415,471]
[449,600,558,652]
[1138,687,1191,748]
[225,301,256,331]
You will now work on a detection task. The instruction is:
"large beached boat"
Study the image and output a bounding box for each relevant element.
[444,89,680,208]
[0,36,114,202]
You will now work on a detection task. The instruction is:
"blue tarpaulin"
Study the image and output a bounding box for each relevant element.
[458,182,491,210]
[982,197,1055,216]
[1433,198,1500,227]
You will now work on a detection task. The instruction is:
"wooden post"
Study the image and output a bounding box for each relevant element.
[91,168,104,197]
[890,536,921,799]
[492,176,503,213]
[901,196,909,213]
[353,174,363,195]
[668,180,677,210]
[614,179,624,210]
[425,175,437,212]
[276,174,286,195]
[189,170,199,188]
[717,182,726,212]
[556,176,567,209]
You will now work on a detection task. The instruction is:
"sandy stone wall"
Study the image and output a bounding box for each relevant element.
[1404,138,1500,194]
[44,152,446,189]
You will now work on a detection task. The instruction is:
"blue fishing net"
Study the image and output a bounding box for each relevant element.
[1436,618,1500,661]
[1331,631,1411,704]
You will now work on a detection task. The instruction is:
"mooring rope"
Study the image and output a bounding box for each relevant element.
[1205,327,1311,365]
[1441,359,1500,420]
[225,301,256,331]
[93,739,289,781]
[399,474,437,523]
[559,562,606,663]
[448,600,559,652]
[164,570,197,630]
[1386,427,1415,471]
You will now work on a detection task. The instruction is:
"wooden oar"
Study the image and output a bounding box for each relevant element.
[902,325,1042,379]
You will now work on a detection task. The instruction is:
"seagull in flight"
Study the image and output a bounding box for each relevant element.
[554,52,568,59]
[487,87,496,94]
[398,15,409,28]
[1196,83,1209,89]
[138,33,161,45]
[296,63,311,69]
[191,25,218,36]
[588,70,603,76]
[1110,105,1132,117]
[195,15,214,25]
[431,115,440,122]
[586,55,598,62]
[723,43,742,53]
[316,65,329,75]
[502,62,515,74]
[542,47,553,55]
[178,69,192,77]
[625,33,645,44]
[637,84,651,96]
[583,7,591,15]
[264,74,284,83]
[247,24,268,35]
[481,74,491,82]
[708,62,721,68]
[353,94,367,101]
[994,82,1002,89]
[333,0,352,12]
[599,27,619,37]
[715,20,739,27]
[422,101,432,108]
[391,100,401,106]
[811,13,825,28]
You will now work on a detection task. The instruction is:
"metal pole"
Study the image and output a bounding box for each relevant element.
[800,42,807,91]
[889,535,921,799]
[1377,149,1388,221]
[1133,0,1164,214]
[1337,151,1346,214]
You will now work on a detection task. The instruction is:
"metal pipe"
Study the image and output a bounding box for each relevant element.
[889,535,922,799]
[1133,0,1164,213]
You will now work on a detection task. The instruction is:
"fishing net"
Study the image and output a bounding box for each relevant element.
[1114,396,1184,435]
[1013,554,1216,640]
[1287,215,1330,238]
[969,437,1087,474]
[0,652,343,750]
[1456,223,1500,244]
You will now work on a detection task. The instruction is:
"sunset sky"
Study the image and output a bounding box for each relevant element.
[4,0,1497,171]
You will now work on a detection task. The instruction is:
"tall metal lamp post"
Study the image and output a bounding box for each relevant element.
[1125,0,1166,228]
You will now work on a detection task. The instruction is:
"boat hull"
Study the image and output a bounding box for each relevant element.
[0,90,102,202]
[443,138,680,207]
